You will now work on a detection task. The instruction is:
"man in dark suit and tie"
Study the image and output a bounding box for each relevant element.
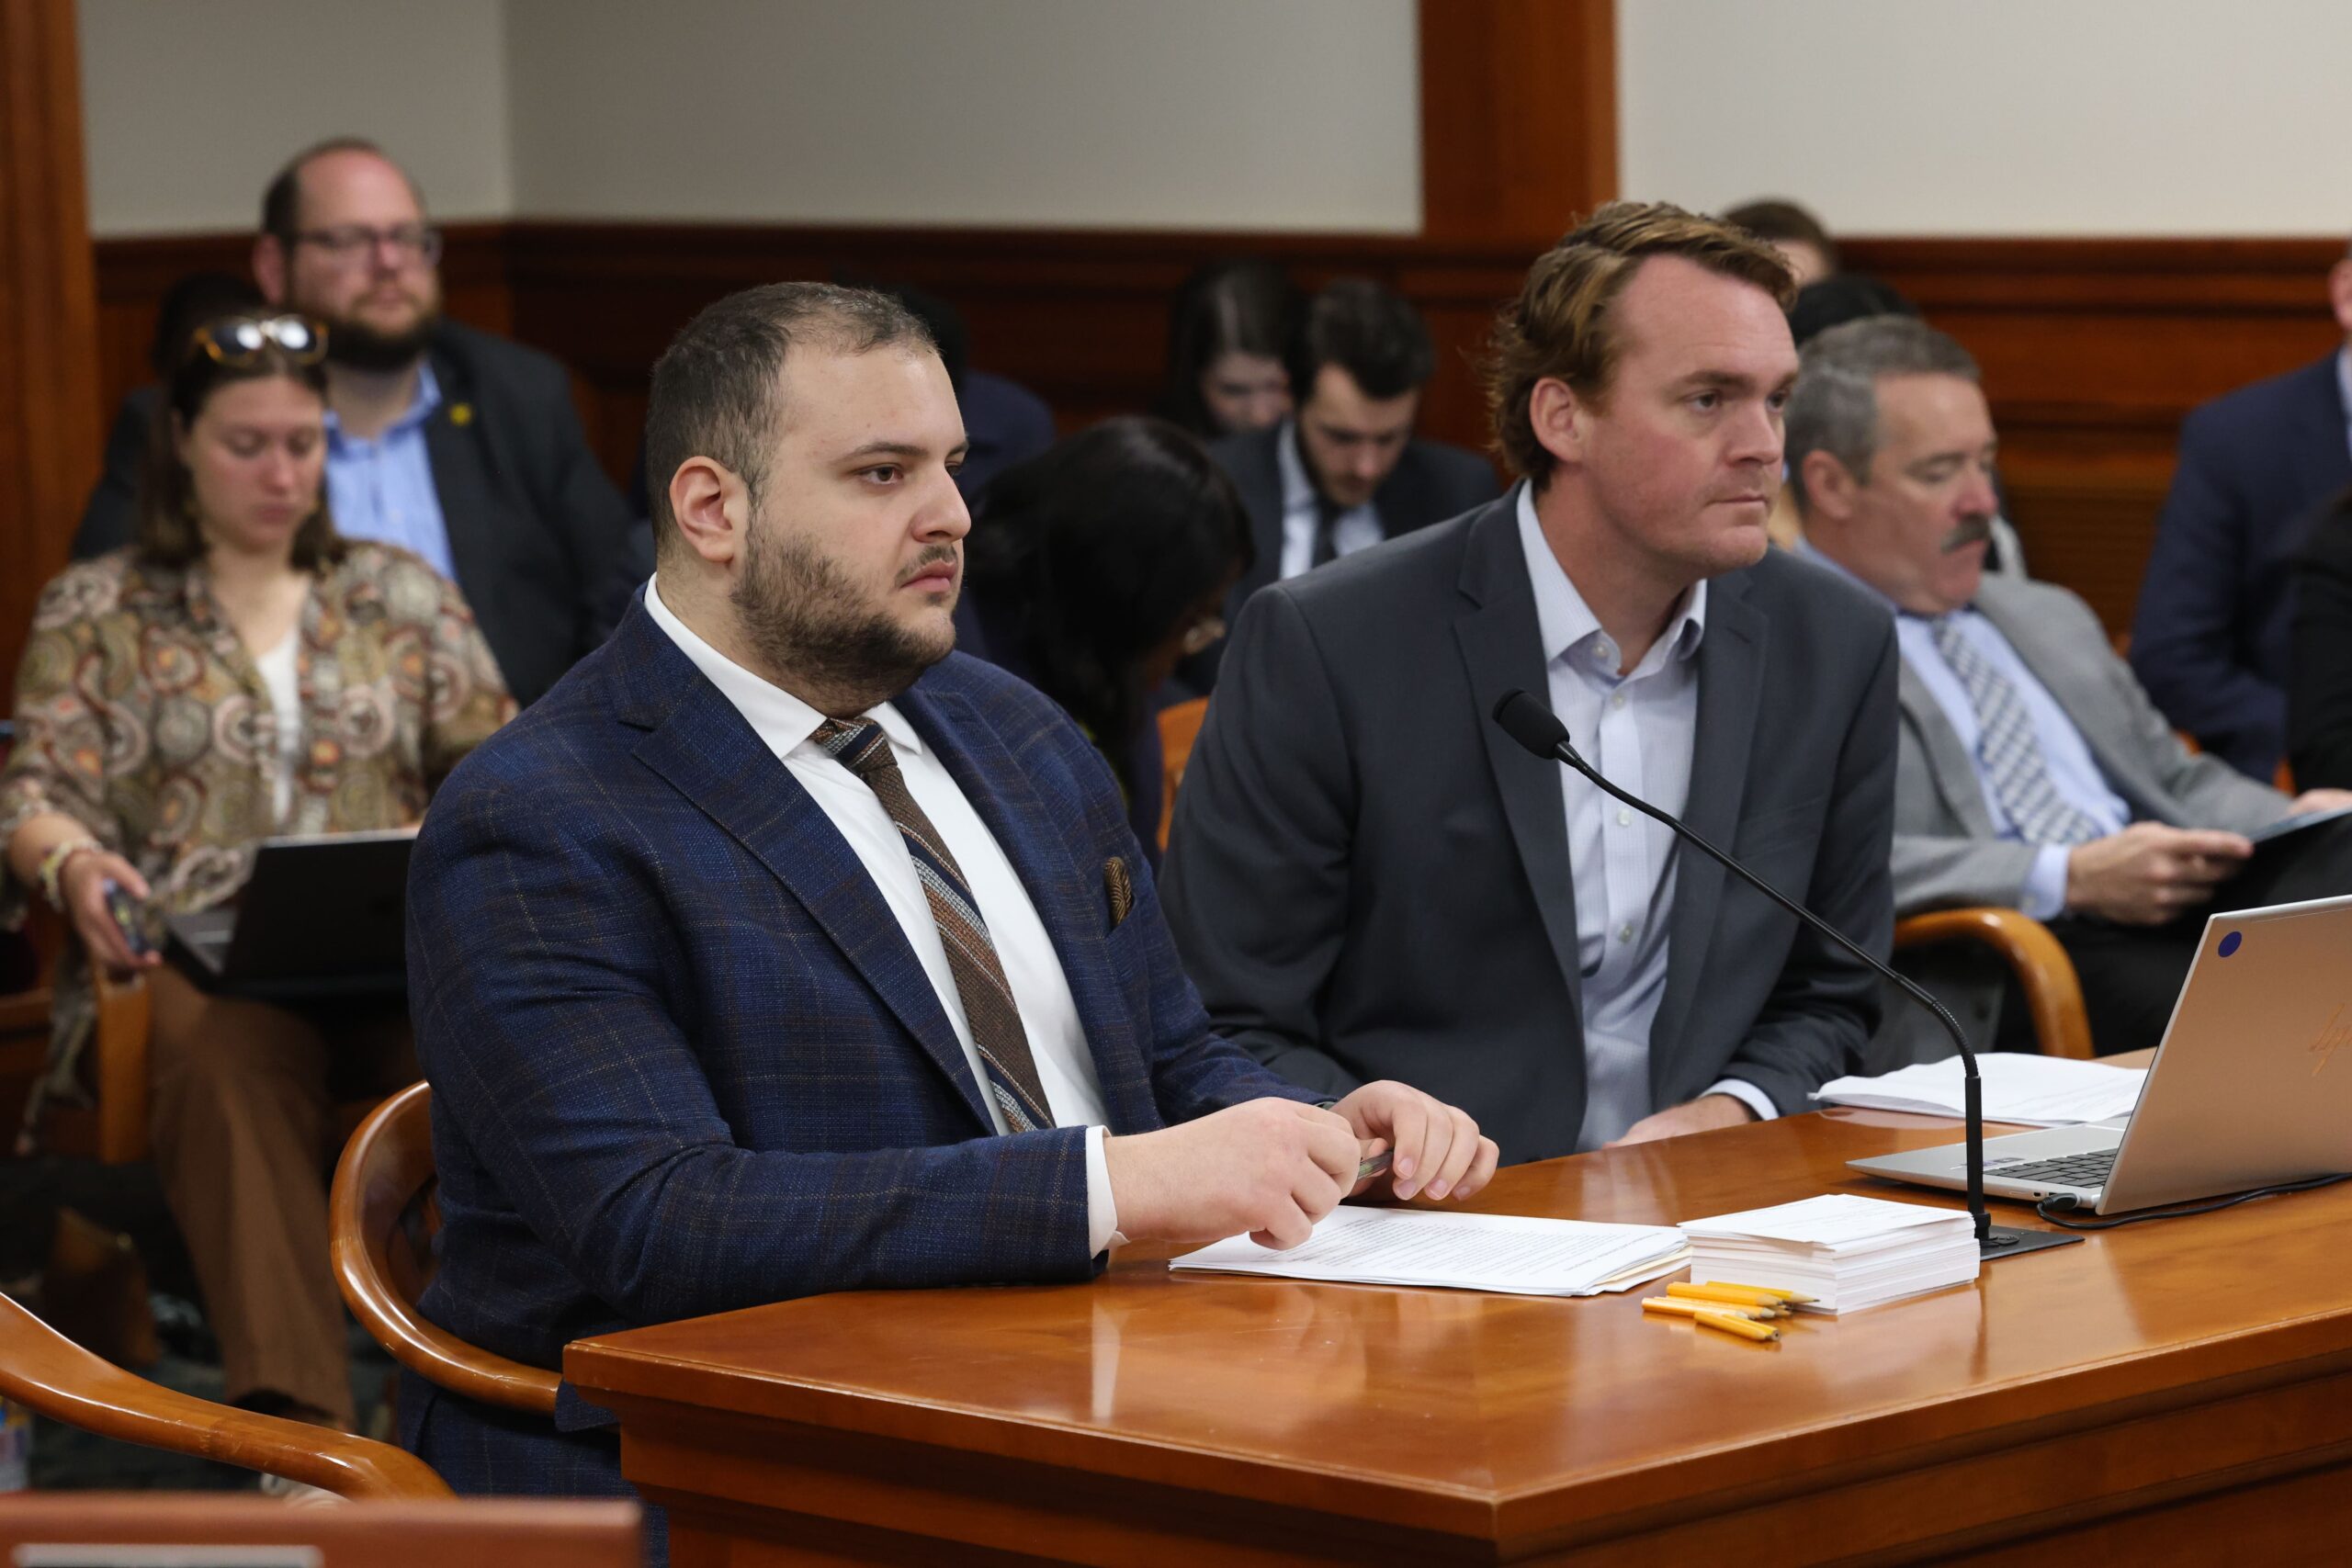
[2129,250,2352,781]
[402,282,1496,1546]
[74,138,639,706]
[1182,277,1496,688]
[1162,203,1901,1166]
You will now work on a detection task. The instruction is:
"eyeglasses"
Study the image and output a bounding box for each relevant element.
[188,315,328,367]
[288,223,444,267]
[1179,614,1228,657]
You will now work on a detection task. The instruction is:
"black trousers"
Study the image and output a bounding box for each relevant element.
[2001,818,2352,1056]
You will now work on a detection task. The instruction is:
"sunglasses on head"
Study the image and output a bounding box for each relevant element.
[188,315,328,368]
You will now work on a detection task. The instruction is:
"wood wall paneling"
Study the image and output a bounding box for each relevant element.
[1418,0,1617,245]
[74,227,2352,653]
[2,0,105,691]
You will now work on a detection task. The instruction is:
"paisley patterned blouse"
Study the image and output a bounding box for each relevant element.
[1,542,513,1138]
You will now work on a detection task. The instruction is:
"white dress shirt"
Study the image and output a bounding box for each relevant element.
[1516,488,1780,1146]
[253,629,304,827]
[645,578,1122,1254]
[1276,420,1384,579]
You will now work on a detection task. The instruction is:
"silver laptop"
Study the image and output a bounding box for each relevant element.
[1849,894,2352,1213]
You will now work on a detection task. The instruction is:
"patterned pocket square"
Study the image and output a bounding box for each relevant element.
[1103,856,1135,929]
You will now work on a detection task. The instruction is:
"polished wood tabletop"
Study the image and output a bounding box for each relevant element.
[568,1070,2352,1563]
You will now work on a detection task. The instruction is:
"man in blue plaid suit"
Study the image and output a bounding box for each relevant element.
[401,282,1498,1547]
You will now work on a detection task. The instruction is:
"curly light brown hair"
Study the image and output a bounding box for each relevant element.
[1484,201,1798,488]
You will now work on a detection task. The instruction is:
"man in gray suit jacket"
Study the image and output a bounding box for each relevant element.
[1789,317,2352,1064]
[1163,204,1901,1166]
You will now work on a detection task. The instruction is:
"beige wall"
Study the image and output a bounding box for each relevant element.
[500,0,1420,231]
[78,0,1420,237]
[1620,0,2352,236]
[77,0,512,236]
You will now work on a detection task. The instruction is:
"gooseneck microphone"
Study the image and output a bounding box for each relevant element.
[1492,688,2066,1261]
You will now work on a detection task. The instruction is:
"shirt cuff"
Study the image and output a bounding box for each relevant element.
[1704,1077,1779,1124]
[2019,843,2071,921]
[1085,1124,1125,1258]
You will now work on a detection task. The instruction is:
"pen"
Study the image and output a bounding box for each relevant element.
[1357,1148,1392,1182]
[1694,1309,1780,1343]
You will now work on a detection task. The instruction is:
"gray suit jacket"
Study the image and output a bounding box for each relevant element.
[1161,493,1901,1165]
[1883,573,2291,1065]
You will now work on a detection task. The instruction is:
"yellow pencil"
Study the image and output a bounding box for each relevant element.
[1701,1279,1818,1305]
[1695,1309,1781,1343]
[1641,1296,1775,1322]
[1666,1284,1787,1314]
[1668,1281,1804,1311]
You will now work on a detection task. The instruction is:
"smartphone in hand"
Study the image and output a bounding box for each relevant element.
[100,877,152,959]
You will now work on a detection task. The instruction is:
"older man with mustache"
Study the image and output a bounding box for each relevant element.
[1789,315,2352,1063]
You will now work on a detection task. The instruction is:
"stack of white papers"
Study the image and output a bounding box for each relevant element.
[1170,1206,1690,1296]
[1813,1053,2144,1126]
[1679,1194,1978,1313]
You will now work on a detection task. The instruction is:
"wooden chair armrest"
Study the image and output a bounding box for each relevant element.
[0,1290,450,1498]
[330,1087,561,1416]
[1893,907,2094,1060]
[92,966,153,1164]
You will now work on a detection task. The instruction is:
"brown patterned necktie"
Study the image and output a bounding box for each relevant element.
[813,717,1055,1133]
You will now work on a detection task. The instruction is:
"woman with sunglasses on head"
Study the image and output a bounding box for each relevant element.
[956,417,1252,865]
[2,314,512,1441]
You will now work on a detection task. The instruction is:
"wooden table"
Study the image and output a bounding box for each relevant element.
[567,1089,2352,1564]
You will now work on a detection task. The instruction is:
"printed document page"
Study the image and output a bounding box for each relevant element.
[1813,1053,2144,1126]
[1170,1205,1689,1296]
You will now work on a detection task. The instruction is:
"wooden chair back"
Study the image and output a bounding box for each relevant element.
[0,1496,640,1566]
[1892,907,2095,1059]
[330,1079,560,1416]
[1157,695,1211,851]
[0,1289,449,1498]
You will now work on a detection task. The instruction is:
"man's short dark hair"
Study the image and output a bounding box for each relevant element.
[642,282,937,558]
[1722,198,1838,272]
[1285,278,1434,406]
[259,137,420,241]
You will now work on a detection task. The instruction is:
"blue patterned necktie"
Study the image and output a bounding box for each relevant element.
[1928,616,2103,847]
[813,717,1054,1132]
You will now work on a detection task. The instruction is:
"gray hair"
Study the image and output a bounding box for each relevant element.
[1784,316,1979,513]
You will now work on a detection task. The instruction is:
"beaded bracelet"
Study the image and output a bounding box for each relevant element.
[34,836,103,912]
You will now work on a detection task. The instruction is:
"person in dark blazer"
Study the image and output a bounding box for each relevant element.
[1792,317,2352,1063]
[73,139,637,707]
[1162,205,1899,1167]
[2130,276,2352,781]
[1181,277,1496,690]
[2290,485,2352,788]
[401,282,1497,1551]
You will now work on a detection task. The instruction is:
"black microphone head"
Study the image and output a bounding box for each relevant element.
[1492,690,1571,759]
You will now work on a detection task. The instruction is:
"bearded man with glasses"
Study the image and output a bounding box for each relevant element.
[74,138,640,707]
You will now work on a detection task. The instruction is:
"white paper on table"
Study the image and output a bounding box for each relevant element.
[1679,1192,1973,1249]
[1170,1205,1688,1296]
[1811,1052,2144,1126]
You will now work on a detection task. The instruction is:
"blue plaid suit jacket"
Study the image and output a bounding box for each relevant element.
[401,598,1317,1510]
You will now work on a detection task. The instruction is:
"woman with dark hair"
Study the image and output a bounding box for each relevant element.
[2,314,511,1438]
[1154,259,1301,439]
[958,417,1251,861]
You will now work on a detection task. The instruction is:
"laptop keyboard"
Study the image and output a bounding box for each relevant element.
[1987,1147,2117,1188]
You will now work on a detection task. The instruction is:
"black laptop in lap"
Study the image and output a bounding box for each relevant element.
[164,829,414,1002]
